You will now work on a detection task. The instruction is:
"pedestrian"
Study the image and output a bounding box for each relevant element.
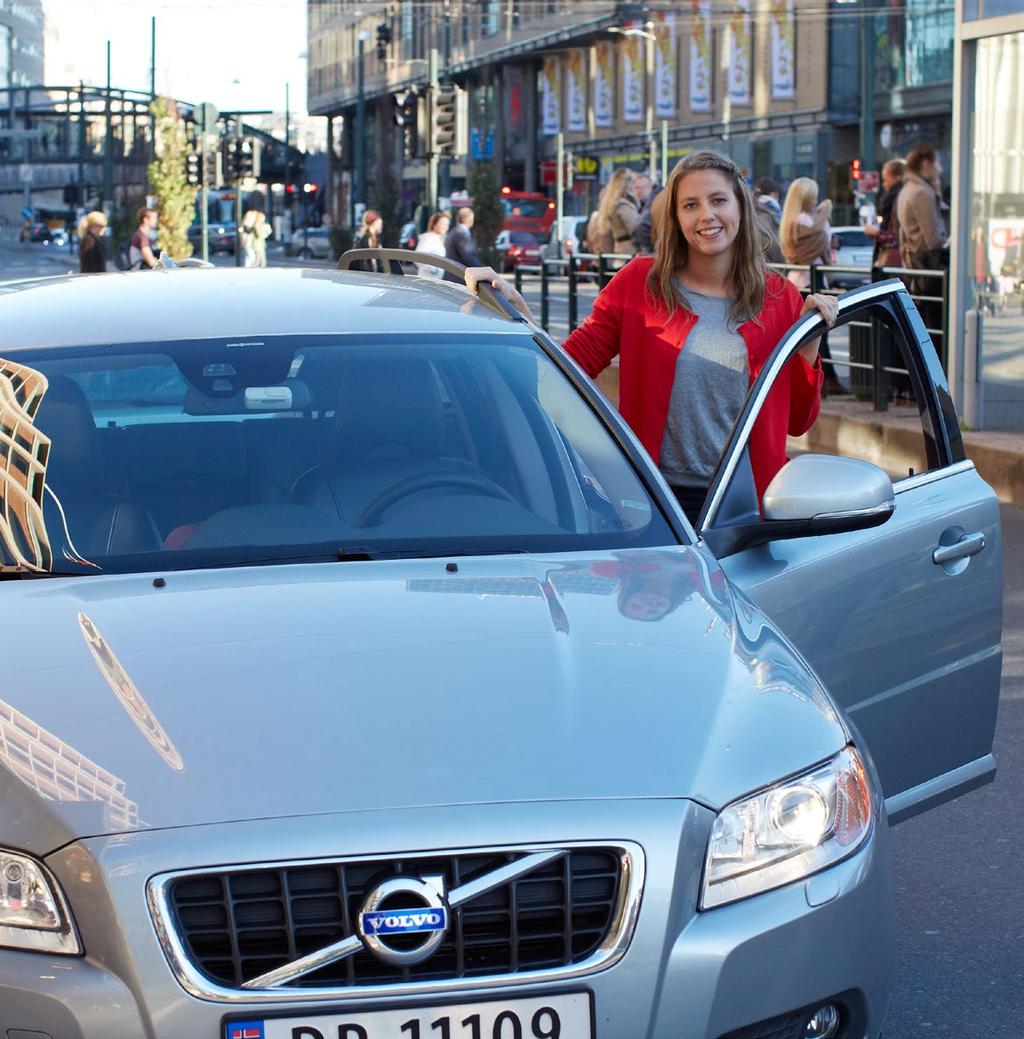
[897,145,948,350]
[780,177,833,291]
[77,211,108,274]
[354,209,383,251]
[862,159,904,269]
[896,145,947,278]
[464,149,837,526]
[350,209,385,272]
[415,211,450,279]
[129,207,159,270]
[609,170,641,256]
[240,209,270,268]
[443,207,482,281]
[632,173,662,255]
[753,176,785,263]
[585,167,635,257]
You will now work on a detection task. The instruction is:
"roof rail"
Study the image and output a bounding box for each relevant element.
[337,249,525,323]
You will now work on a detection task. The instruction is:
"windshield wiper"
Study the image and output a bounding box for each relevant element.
[0,567,93,580]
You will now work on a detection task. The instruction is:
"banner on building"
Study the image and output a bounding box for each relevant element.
[593,40,615,128]
[689,1,712,113]
[566,48,587,133]
[770,0,796,100]
[541,55,561,136]
[653,11,677,119]
[622,27,644,123]
[728,0,752,106]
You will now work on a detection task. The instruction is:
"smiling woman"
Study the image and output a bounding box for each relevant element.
[468,151,839,525]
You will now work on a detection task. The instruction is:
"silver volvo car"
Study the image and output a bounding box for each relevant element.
[0,255,1002,1039]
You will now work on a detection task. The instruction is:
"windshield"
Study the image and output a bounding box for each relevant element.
[502,198,550,220]
[836,230,871,247]
[0,334,678,576]
[508,232,540,245]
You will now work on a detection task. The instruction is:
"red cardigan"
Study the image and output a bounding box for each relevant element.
[562,257,822,501]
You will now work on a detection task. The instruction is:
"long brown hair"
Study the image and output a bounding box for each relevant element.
[646,151,769,325]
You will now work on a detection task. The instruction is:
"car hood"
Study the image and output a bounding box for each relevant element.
[1,548,845,852]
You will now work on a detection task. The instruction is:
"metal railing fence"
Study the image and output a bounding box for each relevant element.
[512,254,948,413]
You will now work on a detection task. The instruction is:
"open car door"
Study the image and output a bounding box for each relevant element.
[700,280,1002,824]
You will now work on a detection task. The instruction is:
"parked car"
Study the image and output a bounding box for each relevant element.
[541,215,590,261]
[187,221,236,255]
[288,227,333,260]
[829,226,875,288]
[399,221,418,250]
[27,223,68,246]
[0,261,1001,1039]
[496,228,543,271]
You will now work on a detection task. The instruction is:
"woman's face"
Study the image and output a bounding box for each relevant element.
[674,169,741,262]
[436,216,450,235]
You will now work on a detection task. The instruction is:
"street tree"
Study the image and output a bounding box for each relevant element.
[466,162,503,269]
[147,96,195,260]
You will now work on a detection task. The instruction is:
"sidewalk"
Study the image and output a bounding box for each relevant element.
[809,397,1024,506]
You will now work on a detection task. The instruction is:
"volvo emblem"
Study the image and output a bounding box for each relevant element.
[357,875,449,966]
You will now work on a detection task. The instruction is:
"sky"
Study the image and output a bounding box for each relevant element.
[45,0,308,114]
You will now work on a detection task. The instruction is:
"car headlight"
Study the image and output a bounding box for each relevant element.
[0,848,80,954]
[701,746,873,910]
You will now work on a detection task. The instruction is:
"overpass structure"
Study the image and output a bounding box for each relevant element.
[0,84,302,229]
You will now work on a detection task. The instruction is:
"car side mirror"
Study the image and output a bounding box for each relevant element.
[703,454,895,555]
[763,454,895,529]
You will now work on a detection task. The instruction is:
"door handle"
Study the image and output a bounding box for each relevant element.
[932,531,986,565]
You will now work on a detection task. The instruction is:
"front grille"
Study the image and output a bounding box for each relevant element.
[166,847,623,990]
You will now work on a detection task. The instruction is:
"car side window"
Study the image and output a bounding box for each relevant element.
[789,298,944,483]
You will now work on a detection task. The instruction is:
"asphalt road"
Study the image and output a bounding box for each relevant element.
[1,242,1020,1033]
[883,502,1024,1036]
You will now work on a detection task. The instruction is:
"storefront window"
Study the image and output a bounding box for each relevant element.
[970,30,1024,428]
[875,1,954,90]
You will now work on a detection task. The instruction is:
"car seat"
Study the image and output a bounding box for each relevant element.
[35,377,163,561]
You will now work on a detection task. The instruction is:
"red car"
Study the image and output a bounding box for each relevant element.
[497,230,542,272]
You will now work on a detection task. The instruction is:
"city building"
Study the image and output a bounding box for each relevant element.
[948,0,1024,431]
[307,1,832,223]
[1,0,44,90]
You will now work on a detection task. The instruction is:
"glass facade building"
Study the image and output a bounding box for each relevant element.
[950,0,1024,429]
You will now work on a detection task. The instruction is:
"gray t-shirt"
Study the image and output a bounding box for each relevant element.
[658,286,749,489]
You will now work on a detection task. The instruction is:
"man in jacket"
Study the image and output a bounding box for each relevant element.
[444,207,483,280]
[896,145,947,337]
[753,177,784,263]
[632,174,661,255]
[897,146,946,273]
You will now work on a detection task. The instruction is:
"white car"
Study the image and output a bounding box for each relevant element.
[541,215,590,260]
[829,226,875,288]
[288,227,333,260]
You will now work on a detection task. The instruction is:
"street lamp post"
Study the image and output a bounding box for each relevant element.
[354,31,369,227]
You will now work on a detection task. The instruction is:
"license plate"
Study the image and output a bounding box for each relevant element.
[225,991,592,1039]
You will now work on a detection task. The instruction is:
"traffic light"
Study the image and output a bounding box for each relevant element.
[851,157,861,183]
[431,81,458,157]
[376,22,392,61]
[222,139,240,184]
[203,148,218,190]
[63,183,79,205]
[237,137,258,178]
[393,89,421,160]
[185,151,201,186]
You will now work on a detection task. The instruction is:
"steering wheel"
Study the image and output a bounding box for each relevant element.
[355,471,517,528]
